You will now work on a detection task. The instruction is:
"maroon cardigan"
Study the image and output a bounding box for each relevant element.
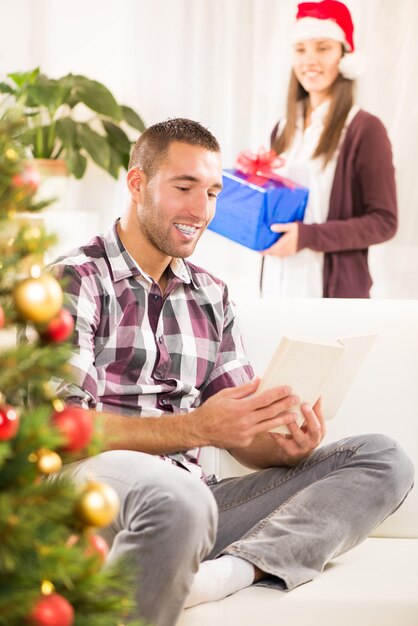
[271,110,397,298]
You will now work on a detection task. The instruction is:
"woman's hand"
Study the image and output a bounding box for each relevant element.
[262,222,299,258]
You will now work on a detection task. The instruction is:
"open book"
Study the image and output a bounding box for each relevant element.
[256,334,377,434]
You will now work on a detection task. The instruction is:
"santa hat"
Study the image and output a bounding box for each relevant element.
[291,1,366,80]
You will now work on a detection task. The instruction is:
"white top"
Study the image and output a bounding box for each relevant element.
[262,100,359,298]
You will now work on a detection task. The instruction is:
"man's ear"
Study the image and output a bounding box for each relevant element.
[127,167,146,199]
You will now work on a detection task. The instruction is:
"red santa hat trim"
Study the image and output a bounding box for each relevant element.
[291,1,365,79]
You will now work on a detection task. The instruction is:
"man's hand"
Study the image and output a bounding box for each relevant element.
[268,397,326,465]
[229,397,326,469]
[261,222,299,258]
[192,378,299,449]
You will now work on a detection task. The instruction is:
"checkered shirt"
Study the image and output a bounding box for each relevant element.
[53,221,254,482]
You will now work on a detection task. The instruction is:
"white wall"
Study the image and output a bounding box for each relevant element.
[1,0,417,299]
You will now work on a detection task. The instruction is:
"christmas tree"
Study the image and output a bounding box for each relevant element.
[0,112,143,626]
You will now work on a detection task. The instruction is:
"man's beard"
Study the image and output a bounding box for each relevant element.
[137,190,201,259]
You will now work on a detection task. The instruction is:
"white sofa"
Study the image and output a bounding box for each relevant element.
[178,298,418,626]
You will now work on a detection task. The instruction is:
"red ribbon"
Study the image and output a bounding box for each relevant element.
[235,148,296,189]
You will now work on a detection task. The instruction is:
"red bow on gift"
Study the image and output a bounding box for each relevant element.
[235,148,295,189]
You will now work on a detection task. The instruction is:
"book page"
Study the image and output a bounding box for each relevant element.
[321,334,378,421]
[257,336,346,434]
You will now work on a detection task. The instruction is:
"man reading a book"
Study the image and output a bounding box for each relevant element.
[54,118,414,626]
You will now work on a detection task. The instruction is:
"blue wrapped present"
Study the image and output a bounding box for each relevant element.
[208,162,309,251]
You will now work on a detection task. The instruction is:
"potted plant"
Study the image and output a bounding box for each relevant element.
[0,67,145,180]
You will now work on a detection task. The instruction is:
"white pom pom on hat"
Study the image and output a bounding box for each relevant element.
[291,0,366,80]
[338,51,367,80]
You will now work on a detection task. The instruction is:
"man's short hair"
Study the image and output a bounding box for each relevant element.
[129,118,220,179]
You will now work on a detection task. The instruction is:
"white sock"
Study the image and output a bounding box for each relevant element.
[184,555,255,608]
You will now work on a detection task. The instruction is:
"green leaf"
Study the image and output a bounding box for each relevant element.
[25,82,69,115]
[102,120,131,154]
[73,75,121,119]
[7,67,39,89]
[14,127,36,149]
[0,82,14,94]
[56,74,80,109]
[55,117,77,147]
[66,148,87,179]
[121,104,146,132]
[66,92,80,108]
[0,443,12,470]
[108,146,123,179]
[77,123,111,172]
[121,150,130,170]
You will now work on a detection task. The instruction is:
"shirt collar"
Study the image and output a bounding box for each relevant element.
[169,256,198,287]
[311,99,331,123]
[296,98,331,129]
[103,220,198,288]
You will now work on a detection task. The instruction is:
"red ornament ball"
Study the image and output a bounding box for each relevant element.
[0,304,5,328]
[66,532,109,562]
[29,593,74,626]
[39,308,74,343]
[86,533,109,563]
[0,404,20,441]
[52,406,93,452]
[11,164,41,192]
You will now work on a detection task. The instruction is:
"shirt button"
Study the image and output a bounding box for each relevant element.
[152,294,159,300]
[158,336,164,343]
[161,398,168,405]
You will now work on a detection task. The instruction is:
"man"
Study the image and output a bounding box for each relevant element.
[54,118,413,626]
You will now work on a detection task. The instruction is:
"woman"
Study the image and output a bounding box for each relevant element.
[261,0,397,298]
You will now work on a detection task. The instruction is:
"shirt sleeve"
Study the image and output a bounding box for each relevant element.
[53,264,101,408]
[297,114,398,253]
[199,290,254,402]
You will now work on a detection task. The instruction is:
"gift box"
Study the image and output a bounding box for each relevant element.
[208,151,309,251]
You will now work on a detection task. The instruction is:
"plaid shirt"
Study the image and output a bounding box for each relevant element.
[53,221,254,481]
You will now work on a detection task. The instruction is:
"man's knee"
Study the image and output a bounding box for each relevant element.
[141,469,219,541]
[63,449,219,561]
[375,434,414,507]
[85,450,218,545]
[353,433,414,507]
[123,462,219,566]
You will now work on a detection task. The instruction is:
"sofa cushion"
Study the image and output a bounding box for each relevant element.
[178,538,418,626]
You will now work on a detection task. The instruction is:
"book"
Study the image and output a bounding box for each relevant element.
[256,334,377,434]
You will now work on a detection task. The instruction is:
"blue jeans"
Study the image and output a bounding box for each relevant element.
[64,434,414,626]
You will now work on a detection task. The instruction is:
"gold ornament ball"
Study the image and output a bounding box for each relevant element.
[13,274,63,324]
[37,450,62,475]
[41,579,55,595]
[75,482,120,528]
[5,148,18,162]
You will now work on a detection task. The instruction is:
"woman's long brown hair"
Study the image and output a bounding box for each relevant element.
[272,71,355,167]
